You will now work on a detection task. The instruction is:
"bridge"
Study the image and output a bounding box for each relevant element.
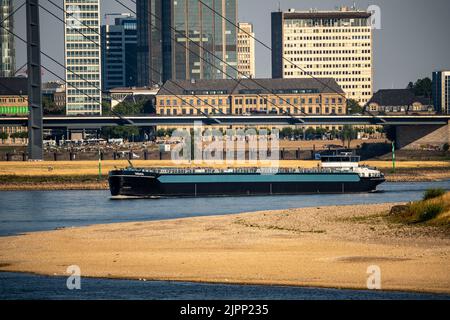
[2,115,450,128]
[2,115,449,150]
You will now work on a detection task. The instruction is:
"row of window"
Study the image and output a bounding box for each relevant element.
[158,106,344,116]
[284,49,370,54]
[0,98,26,103]
[159,96,343,107]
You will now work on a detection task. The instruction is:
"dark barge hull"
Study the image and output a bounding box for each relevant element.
[109,170,385,198]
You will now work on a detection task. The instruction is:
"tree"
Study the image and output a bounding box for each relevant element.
[0,132,8,142]
[407,77,432,98]
[42,96,64,115]
[111,98,154,116]
[101,126,140,141]
[384,126,396,142]
[340,125,357,148]
[443,143,449,152]
[102,101,112,116]
[280,127,293,139]
[347,99,363,114]
[305,127,316,139]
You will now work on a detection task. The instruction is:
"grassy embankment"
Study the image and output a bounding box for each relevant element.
[388,189,450,227]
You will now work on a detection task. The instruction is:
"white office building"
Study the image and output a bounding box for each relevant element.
[272,7,374,105]
[237,22,256,79]
[64,0,102,115]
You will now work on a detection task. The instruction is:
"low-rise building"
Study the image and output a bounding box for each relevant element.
[366,89,435,115]
[0,77,28,144]
[156,78,346,117]
[0,77,28,115]
[42,81,66,110]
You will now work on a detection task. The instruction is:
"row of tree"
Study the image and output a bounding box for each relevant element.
[0,131,28,141]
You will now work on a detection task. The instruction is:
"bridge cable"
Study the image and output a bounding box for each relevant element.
[118,0,307,123]
[45,0,225,122]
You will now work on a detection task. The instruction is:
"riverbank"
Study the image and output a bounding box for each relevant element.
[0,202,449,294]
[0,160,449,190]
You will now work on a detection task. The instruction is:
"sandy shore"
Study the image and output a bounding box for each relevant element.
[0,203,449,294]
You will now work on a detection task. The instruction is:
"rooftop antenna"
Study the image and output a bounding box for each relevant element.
[278,2,281,12]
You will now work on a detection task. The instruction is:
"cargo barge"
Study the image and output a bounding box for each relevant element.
[108,154,385,199]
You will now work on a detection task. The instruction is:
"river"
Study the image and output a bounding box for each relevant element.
[0,181,449,300]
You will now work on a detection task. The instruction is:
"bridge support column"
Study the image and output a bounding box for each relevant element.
[395,121,450,150]
[26,0,43,160]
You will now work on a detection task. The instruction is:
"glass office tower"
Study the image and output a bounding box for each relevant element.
[0,0,15,77]
[101,15,138,91]
[137,0,237,86]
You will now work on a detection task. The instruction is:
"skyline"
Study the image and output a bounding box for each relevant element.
[11,0,450,91]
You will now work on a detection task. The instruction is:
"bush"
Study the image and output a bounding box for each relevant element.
[443,143,449,152]
[423,188,446,201]
[408,201,445,223]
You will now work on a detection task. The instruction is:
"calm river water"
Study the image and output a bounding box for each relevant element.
[1,181,449,300]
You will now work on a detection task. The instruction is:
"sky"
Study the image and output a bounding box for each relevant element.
[12,0,450,90]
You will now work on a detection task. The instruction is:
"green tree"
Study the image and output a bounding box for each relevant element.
[305,127,316,139]
[293,128,304,139]
[42,96,64,115]
[347,99,363,114]
[280,127,294,139]
[102,101,112,115]
[0,132,8,142]
[112,99,151,116]
[407,77,432,98]
[101,126,140,141]
[315,127,327,136]
[156,129,167,137]
[340,125,357,148]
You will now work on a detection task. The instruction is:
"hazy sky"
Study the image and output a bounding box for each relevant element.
[12,0,450,90]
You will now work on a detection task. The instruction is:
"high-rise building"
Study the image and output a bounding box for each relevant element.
[237,22,255,79]
[101,15,138,91]
[271,7,373,104]
[432,71,450,114]
[64,0,102,115]
[136,0,238,86]
[0,0,16,77]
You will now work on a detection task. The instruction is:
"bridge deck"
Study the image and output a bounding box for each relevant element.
[1,115,449,128]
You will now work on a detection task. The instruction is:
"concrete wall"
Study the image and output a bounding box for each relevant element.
[396,121,449,150]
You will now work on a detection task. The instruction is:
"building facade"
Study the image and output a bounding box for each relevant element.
[0,0,15,77]
[432,71,450,114]
[0,77,28,144]
[271,7,373,105]
[64,0,102,115]
[237,22,255,79]
[367,89,435,115]
[0,77,27,115]
[42,81,66,111]
[101,15,138,91]
[156,78,346,117]
[136,0,238,86]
